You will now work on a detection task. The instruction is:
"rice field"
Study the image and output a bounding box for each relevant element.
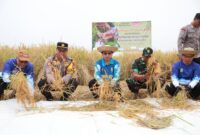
[1,44,196,129]
[0,44,178,85]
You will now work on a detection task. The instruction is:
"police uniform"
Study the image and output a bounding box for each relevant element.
[38,42,79,101]
[178,24,200,63]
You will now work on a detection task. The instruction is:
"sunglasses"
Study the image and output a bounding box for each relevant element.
[102,52,113,55]
[19,60,28,64]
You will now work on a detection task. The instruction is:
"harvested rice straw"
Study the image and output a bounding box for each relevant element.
[59,101,118,111]
[10,72,35,109]
[119,100,172,129]
[160,89,194,110]
[146,57,156,94]
[98,75,120,101]
[119,101,157,119]
[50,68,64,91]
[146,57,163,97]
[137,115,172,129]
[99,77,113,100]
[126,99,157,110]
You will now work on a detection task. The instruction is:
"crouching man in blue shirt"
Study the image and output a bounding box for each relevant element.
[88,45,121,99]
[165,48,200,99]
[0,50,34,98]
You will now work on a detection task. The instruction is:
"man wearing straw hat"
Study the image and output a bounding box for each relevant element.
[38,42,79,101]
[165,47,200,99]
[178,13,200,64]
[0,50,34,98]
[126,47,161,98]
[88,45,121,99]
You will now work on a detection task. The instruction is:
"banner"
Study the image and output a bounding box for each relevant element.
[92,21,151,51]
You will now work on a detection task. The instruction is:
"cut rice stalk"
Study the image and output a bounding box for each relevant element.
[137,115,172,129]
[10,72,35,109]
[59,101,118,111]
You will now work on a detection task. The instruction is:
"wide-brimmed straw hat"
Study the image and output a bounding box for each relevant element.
[179,47,197,56]
[97,45,118,53]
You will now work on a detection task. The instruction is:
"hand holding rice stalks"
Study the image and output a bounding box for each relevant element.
[10,72,35,109]
[160,87,194,110]
[99,75,120,102]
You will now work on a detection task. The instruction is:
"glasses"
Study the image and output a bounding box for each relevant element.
[102,52,113,55]
[19,60,28,64]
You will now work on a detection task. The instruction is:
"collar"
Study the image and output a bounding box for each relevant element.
[180,60,193,66]
[101,58,114,66]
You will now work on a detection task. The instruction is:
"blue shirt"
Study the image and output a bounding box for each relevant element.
[172,61,200,88]
[94,58,120,84]
[0,58,34,91]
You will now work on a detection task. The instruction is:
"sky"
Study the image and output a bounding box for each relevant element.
[0,0,199,51]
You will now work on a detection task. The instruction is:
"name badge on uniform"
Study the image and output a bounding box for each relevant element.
[180,68,183,73]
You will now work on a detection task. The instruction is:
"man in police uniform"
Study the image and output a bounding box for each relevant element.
[126,47,161,97]
[178,13,200,64]
[38,42,79,101]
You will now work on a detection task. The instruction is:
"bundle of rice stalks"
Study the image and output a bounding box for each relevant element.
[50,68,64,91]
[119,100,156,119]
[137,115,172,129]
[160,90,194,110]
[97,75,121,102]
[119,99,172,129]
[10,72,35,109]
[59,101,118,111]
[146,57,164,98]
[127,99,156,110]
[99,78,114,101]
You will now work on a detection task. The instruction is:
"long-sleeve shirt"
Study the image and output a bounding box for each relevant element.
[94,58,120,84]
[44,56,76,84]
[0,58,34,92]
[178,24,200,57]
[172,61,200,88]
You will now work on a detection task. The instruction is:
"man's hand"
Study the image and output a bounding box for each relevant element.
[131,72,146,82]
[185,85,192,92]
[176,86,182,91]
[110,80,116,87]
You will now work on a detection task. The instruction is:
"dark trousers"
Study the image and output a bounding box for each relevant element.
[88,79,121,99]
[193,57,200,64]
[165,82,200,99]
[126,79,147,94]
[38,78,79,101]
[0,78,9,96]
[126,78,163,95]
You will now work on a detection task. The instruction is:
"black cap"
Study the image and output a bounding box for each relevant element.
[57,42,68,49]
[194,13,200,20]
